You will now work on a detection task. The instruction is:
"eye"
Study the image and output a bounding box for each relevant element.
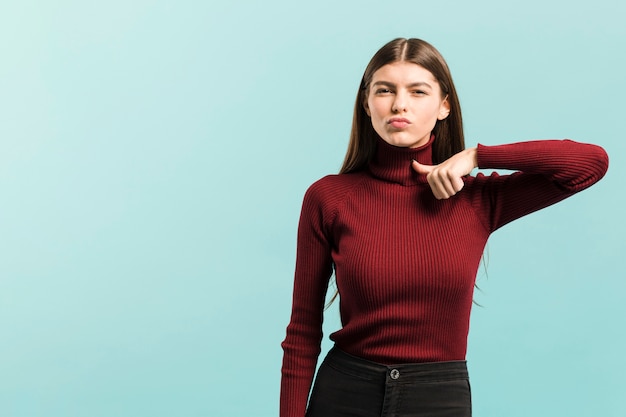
[375,88,393,95]
[412,90,427,95]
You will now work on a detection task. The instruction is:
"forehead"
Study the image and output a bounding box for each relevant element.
[371,61,438,85]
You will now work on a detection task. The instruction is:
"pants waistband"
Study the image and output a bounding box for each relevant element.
[325,346,469,382]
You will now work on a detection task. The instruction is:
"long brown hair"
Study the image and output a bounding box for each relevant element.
[340,38,464,174]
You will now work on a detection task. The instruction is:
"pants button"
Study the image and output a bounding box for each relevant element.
[390,369,400,380]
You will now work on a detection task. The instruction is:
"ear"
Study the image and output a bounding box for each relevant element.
[363,100,371,117]
[437,96,450,120]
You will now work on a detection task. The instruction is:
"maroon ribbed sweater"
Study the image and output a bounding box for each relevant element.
[280,137,608,417]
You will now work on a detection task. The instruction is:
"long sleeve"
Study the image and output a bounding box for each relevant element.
[470,139,609,232]
[280,181,335,417]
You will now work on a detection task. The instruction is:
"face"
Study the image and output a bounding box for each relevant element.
[364,61,450,148]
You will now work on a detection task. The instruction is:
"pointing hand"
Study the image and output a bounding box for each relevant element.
[411,147,478,199]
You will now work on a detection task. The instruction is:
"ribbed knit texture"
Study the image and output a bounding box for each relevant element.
[280,137,608,417]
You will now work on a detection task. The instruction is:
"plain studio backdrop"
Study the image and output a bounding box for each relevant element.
[1,1,624,416]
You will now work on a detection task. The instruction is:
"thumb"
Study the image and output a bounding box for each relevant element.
[412,159,434,175]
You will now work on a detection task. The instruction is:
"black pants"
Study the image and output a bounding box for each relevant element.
[306,347,472,417]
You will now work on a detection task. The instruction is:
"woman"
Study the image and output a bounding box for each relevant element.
[280,38,608,417]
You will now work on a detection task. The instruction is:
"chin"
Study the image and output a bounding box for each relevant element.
[381,137,409,148]
[397,135,429,148]
[382,132,423,148]
[390,139,418,148]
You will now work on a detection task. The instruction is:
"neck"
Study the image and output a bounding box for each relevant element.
[368,135,434,185]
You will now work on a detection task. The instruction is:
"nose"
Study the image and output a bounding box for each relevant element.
[392,91,407,113]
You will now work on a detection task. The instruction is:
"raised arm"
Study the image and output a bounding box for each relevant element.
[412,139,608,232]
[471,139,608,232]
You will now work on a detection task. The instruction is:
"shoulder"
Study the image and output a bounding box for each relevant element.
[302,172,369,217]
[462,170,518,207]
[463,170,528,198]
[466,170,509,183]
[464,171,507,189]
[305,172,368,202]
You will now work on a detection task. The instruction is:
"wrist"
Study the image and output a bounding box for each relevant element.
[465,147,478,168]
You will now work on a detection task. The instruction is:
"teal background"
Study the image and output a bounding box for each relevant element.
[1,1,624,416]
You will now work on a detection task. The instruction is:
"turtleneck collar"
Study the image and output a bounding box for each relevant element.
[368,135,434,186]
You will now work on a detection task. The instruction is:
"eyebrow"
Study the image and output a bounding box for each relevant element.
[372,81,433,89]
